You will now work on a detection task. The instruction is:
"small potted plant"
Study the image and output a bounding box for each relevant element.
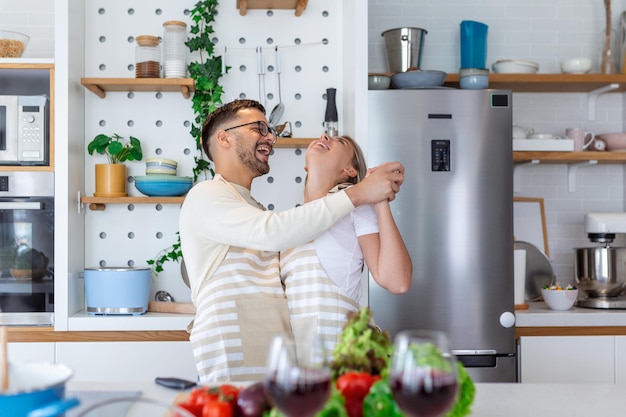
[87,133,143,197]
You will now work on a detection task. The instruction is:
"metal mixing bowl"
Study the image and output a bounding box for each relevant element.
[574,247,626,297]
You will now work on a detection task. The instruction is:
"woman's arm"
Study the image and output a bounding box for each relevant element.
[359,200,412,293]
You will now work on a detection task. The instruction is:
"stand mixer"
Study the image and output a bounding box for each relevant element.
[575,212,626,308]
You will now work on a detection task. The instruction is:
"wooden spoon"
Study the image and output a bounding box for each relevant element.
[0,326,8,391]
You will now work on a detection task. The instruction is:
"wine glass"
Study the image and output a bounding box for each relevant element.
[389,330,459,417]
[263,331,331,417]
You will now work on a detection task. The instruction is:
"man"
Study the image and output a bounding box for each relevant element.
[179,99,404,382]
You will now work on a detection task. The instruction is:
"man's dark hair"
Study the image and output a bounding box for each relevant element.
[201,99,266,160]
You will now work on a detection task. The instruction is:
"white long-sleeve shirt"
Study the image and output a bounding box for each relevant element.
[179,174,356,303]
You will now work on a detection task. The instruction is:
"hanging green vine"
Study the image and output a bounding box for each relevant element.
[148,0,225,275]
[187,0,225,181]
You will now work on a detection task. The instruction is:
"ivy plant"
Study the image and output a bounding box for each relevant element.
[148,0,225,276]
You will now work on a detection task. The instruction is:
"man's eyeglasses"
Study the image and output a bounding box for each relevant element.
[223,121,278,144]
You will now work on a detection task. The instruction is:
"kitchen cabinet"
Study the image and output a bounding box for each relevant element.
[8,342,55,363]
[57,341,197,382]
[519,335,616,383]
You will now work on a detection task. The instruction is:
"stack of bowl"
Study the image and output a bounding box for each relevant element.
[134,158,193,196]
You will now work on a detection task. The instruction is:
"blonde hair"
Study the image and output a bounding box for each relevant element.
[342,135,367,184]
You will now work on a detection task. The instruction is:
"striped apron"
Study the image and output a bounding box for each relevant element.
[189,246,291,383]
[280,242,360,354]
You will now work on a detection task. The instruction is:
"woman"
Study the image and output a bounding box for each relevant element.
[280,133,412,351]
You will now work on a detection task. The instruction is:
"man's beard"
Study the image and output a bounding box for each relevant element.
[234,133,270,176]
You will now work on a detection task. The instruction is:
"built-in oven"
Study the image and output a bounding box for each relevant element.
[0,171,54,326]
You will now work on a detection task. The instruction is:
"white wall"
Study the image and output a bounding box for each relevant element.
[369,0,626,284]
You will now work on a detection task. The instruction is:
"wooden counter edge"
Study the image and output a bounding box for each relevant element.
[516,326,626,338]
[6,327,190,343]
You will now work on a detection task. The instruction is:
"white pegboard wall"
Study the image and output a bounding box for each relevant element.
[83,1,345,301]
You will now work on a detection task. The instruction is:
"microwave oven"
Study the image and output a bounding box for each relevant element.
[0,95,48,165]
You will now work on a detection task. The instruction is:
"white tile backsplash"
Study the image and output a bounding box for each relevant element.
[0,0,54,58]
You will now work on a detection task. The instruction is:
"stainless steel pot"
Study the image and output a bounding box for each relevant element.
[575,247,626,297]
[381,27,428,73]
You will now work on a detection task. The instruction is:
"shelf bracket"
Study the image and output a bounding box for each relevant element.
[513,160,540,193]
[568,160,598,192]
[587,83,619,121]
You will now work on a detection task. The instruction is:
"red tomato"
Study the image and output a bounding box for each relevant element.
[176,401,204,417]
[336,372,379,417]
[202,400,234,417]
[189,387,219,406]
[217,384,241,403]
[336,372,376,399]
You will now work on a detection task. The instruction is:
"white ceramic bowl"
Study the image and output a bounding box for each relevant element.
[561,58,592,74]
[541,288,578,311]
[492,59,539,74]
[145,157,177,175]
[368,74,391,90]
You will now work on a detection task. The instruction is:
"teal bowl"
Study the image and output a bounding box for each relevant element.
[134,176,192,196]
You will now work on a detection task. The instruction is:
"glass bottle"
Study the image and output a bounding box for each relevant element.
[324,87,338,137]
[162,20,188,78]
[135,35,160,78]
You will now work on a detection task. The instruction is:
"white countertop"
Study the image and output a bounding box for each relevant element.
[63,301,626,332]
[67,310,193,331]
[66,380,626,417]
[515,301,626,327]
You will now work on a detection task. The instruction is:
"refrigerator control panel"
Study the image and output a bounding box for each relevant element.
[431,140,450,171]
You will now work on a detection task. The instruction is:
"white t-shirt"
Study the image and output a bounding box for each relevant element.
[314,203,378,302]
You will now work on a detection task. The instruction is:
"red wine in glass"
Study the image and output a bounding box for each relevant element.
[265,368,331,417]
[264,332,331,417]
[390,330,459,417]
[390,369,458,417]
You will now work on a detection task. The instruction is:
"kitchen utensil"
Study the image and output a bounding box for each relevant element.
[0,362,79,417]
[601,0,613,73]
[84,267,151,316]
[492,59,539,74]
[381,27,428,73]
[155,376,197,390]
[0,30,29,58]
[515,240,554,302]
[368,74,391,90]
[155,290,174,302]
[560,58,592,74]
[221,46,234,103]
[275,121,292,137]
[459,67,489,89]
[257,46,266,106]
[460,20,488,69]
[541,287,578,311]
[148,301,196,314]
[323,87,338,136]
[390,70,447,88]
[269,46,284,126]
[574,246,626,298]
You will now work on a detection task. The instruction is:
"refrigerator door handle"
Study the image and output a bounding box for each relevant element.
[452,349,497,355]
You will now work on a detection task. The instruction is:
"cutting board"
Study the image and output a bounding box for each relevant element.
[147,301,196,314]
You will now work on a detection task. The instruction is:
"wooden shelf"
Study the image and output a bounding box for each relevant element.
[80,77,195,99]
[514,151,626,163]
[274,137,315,148]
[237,0,308,16]
[81,196,185,211]
[443,73,626,93]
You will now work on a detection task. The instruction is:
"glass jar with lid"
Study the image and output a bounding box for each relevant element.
[162,21,188,78]
[135,35,160,78]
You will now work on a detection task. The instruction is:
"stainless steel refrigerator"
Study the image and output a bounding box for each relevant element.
[367,89,516,382]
